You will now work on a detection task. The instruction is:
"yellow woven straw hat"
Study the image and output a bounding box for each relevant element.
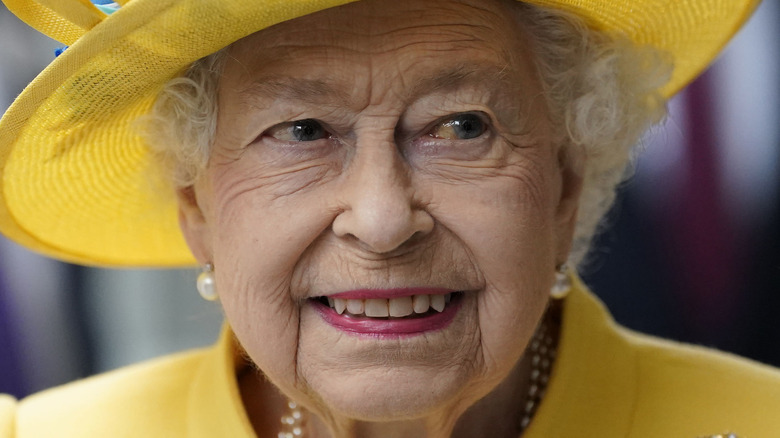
[0,0,760,267]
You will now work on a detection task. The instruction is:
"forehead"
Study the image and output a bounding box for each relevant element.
[221,0,538,103]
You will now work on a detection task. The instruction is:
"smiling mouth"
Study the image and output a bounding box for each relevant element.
[315,292,460,319]
[311,289,465,337]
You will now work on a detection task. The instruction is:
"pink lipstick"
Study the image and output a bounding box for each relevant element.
[312,289,463,338]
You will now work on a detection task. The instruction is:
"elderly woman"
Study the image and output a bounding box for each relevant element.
[0,0,779,436]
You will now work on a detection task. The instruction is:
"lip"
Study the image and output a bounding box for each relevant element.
[328,287,455,300]
[312,292,463,338]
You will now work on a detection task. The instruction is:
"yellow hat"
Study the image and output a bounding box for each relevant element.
[0,0,760,267]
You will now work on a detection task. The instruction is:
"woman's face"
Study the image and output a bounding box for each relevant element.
[180,0,582,426]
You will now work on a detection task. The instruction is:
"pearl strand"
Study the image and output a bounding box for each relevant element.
[519,317,557,433]
[277,318,557,437]
[278,400,305,438]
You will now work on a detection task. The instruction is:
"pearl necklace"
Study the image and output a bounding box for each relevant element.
[519,314,557,433]
[278,401,305,438]
[277,318,558,438]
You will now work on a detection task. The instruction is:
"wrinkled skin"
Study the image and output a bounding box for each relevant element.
[178,0,584,436]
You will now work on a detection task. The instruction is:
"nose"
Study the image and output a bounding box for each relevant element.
[332,142,433,254]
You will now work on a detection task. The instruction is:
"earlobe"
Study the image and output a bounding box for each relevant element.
[177,185,213,264]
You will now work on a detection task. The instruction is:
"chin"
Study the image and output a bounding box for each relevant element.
[302,366,471,421]
[293,292,492,420]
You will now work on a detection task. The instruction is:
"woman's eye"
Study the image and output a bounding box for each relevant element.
[429,113,487,140]
[265,119,329,142]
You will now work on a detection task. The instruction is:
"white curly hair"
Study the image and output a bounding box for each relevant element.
[145,2,671,266]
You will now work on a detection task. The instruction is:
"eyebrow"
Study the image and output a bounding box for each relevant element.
[236,62,514,108]
[406,63,512,100]
[238,77,351,108]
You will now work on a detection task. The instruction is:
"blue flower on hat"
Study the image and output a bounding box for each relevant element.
[90,0,120,15]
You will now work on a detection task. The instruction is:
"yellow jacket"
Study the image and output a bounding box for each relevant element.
[2,278,779,437]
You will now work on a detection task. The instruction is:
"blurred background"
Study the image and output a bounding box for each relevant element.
[1,1,779,399]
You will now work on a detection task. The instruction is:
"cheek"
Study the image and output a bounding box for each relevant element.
[207,158,340,290]
[430,158,558,276]
[205,167,341,392]
[425,160,557,365]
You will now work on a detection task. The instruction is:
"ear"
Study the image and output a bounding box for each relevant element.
[553,143,585,265]
[177,184,213,265]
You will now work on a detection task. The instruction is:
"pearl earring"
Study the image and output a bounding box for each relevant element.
[197,263,218,301]
[550,263,572,299]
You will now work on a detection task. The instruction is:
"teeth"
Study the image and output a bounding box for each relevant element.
[430,294,446,312]
[334,298,347,315]
[346,299,364,315]
[412,294,430,314]
[325,293,455,317]
[364,299,389,317]
[388,296,414,317]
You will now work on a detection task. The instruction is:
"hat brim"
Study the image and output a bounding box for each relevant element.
[0,0,760,266]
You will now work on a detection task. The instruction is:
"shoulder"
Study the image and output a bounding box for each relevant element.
[623,327,780,396]
[619,326,780,436]
[14,348,209,438]
[555,280,780,437]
